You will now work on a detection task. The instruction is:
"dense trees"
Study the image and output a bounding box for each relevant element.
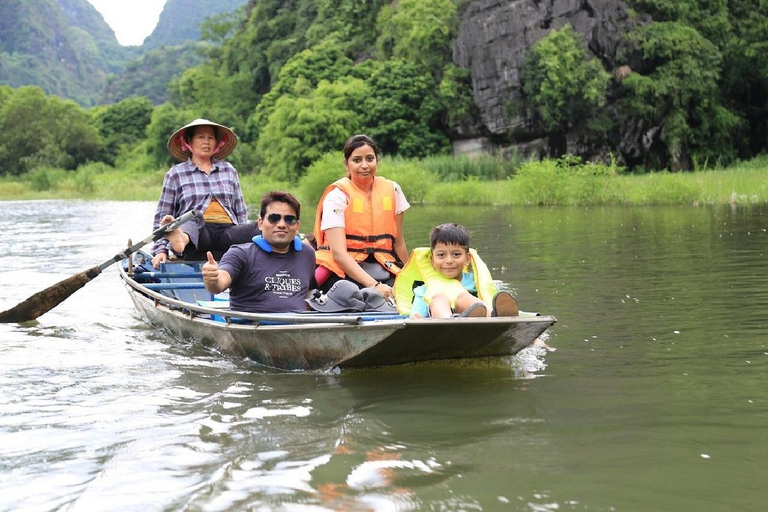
[521,26,610,134]
[94,97,154,165]
[3,0,768,178]
[622,22,739,168]
[0,87,100,175]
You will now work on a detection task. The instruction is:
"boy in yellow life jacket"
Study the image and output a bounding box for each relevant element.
[394,223,518,318]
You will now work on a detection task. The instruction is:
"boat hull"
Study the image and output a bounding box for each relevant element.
[120,256,556,371]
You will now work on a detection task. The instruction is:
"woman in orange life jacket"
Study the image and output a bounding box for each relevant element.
[312,134,410,301]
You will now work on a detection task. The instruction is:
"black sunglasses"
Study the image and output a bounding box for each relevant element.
[265,213,298,226]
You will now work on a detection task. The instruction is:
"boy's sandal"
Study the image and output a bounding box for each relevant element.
[459,302,487,318]
[492,291,519,317]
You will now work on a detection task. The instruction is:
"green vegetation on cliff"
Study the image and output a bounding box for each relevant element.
[0,0,247,106]
[1,0,768,187]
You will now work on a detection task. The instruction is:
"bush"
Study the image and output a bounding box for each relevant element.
[511,156,627,205]
[425,177,486,205]
[634,172,701,205]
[239,174,295,215]
[26,166,67,192]
[298,153,346,206]
[378,158,436,204]
[418,153,521,181]
[513,159,566,205]
[74,167,97,195]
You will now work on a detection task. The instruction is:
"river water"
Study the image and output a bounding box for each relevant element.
[1,200,766,511]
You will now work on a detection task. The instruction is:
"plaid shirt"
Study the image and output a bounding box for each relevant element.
[151,159,249,255]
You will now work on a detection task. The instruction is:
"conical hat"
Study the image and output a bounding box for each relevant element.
[166,118,238,161]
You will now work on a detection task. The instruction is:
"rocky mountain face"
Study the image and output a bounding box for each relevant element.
[0,0,246,106]
[142,0,246,50]
[0,0,122,105]
[454,0,653,168]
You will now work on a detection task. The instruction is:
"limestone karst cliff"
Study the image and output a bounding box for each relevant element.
[454,0,663,168]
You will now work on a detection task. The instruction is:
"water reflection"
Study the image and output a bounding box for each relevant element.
[161,364,550,510]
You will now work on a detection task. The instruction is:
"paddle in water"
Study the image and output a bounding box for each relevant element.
[0,210,200,324]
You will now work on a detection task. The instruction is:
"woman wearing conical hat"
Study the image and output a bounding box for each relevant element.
[150,118,260,269]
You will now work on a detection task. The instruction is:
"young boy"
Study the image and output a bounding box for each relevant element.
[394,223,518,318]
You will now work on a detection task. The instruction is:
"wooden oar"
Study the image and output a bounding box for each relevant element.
[0,210,200,324]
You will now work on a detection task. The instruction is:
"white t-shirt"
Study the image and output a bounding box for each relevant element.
[320,181,410,231]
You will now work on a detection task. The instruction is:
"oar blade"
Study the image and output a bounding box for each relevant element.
[0,267,101,324]
[0,210,199,324]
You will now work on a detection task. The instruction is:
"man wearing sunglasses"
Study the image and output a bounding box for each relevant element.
[202,191,316,313]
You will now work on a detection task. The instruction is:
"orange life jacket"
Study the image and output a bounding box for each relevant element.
[313,176,401,278]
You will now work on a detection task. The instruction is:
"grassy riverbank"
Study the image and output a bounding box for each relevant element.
[1,155,767,206]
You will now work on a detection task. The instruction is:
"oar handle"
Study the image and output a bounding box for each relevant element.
[0,210,203,323]
[100,210,200,271]
[151,210,200,241]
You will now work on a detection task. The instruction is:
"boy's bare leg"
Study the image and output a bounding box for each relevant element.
[454,291,490,317]
[160,214,190,254]
[428,294,453,318]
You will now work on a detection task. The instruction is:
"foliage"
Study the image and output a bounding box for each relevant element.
[27,167,59,192]
[357,59,450,158]
[218,0,312,96]
[627,0,731,46]
[376,159,437,204]
[416,153,522,181]
[424,178,487,205]
[0,86,101,175]
[376,0,458,76]
[168,63,258,134]
[521,25,611,133]
[257,77,367,181]
[0,0,247,107]
[305,0,389,54]
[298,152,347,206]
[238,174,294,212]
[248,39,355,141]
[438,64,478,129]
[512,156,626,206]
[94,96,153,165]
[629,171,700,204]
[144,103,194,170]
[142,0,248,50]
[6,0,768,175]
[103,43,206,105]
[621,22,740,167]
[719,1,768,156]
[200,7,247,46]
[0,0,122,106]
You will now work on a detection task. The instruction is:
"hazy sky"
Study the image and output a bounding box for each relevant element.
[87,0,167,46]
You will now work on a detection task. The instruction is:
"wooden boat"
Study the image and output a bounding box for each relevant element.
[119,251,557,372]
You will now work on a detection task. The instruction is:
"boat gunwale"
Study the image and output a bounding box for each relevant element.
[119,254,556,331]
[119,263,370,326]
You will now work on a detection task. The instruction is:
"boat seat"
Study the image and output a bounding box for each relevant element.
[159,261,212,303]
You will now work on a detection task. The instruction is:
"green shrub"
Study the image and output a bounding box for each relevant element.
[634,172,701,205]
[379,158,437,204]
[417,153,521,181]
[298,153,346,206]
[426,177,486,205]
[74,167,97,195]
[513,159,566,205]
[0,180,25,197]
[76,161,112,175]
[239,174,294,215]
[26,166,67,192]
